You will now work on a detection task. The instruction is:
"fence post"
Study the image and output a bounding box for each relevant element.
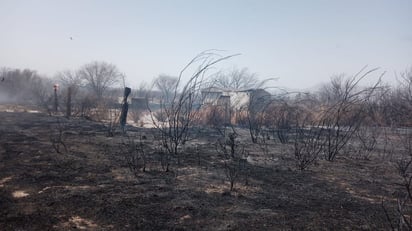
[120,87,131,132]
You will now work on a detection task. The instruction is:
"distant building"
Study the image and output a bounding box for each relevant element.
[131,97,148,110]
[201,87,271,125]
[201,87,271,111]
[117,97,132,105]
[117,97,148,110]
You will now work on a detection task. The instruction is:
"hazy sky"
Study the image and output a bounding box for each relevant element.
[1,0,411,89]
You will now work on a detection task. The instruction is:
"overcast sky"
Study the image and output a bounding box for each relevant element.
[0,0,411,89]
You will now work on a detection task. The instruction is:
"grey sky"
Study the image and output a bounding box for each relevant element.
[0,0,411,89]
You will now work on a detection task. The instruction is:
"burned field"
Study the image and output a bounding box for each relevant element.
[0,107,408,230]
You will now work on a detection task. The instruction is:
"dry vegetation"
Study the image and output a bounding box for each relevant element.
[1,58,412,230]
[0,104,408,230]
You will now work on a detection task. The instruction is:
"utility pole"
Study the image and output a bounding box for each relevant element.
[53,84,59,113]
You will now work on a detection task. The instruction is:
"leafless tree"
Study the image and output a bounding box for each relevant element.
[318,67,384,161]
[382,132,412,230]
[204,104,232,136]
[350,125,381,160]
[78,61,122,99]
[57,70,83,89]
[265,99,302,144]
[135,82,150,98]
[224,155,248,192]
[153,75,178,104]
[49,117,69,154]
[292,110,326,170]
[215,130,249,191]
[398,67,412,105]
[244,88,288,144]
[120,135,147,176]
[212,67,260,90]
[148,51,238,171]
[31,76,55,114]
[96,89,123,137]
[0,68,54,112]
[245,89,275,143]
[56,62,124,119]
[56,70,83,118]
[379,67,412,231]
[389,67,412,126]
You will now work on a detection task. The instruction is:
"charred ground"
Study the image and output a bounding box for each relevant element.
[0,106,405,230]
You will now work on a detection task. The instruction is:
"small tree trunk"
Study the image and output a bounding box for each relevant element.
[54,87,58,113]
[175,144,180,166]
[66,86,72,119]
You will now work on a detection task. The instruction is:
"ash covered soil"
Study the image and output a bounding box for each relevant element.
[0,106,402,230]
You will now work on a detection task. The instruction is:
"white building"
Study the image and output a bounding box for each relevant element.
[201,87,271,111]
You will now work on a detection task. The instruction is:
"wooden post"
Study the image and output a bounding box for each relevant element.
[66,86,72,118]
[120,87,131,132]
[53,84,59,113]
